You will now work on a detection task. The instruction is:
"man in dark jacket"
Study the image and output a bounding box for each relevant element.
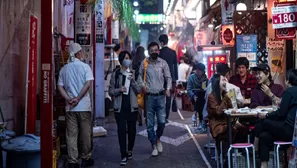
[159,34,178,123]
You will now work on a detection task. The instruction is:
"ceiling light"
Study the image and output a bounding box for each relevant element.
[133,1,139,7]
[236,3,247,11]
[208,24,214,28]
[134,9,139,15]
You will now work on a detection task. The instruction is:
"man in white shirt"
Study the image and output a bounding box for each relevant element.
[58,43,94,168]
[178,56,190,82]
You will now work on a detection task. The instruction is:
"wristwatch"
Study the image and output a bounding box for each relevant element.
[265,113,269,118]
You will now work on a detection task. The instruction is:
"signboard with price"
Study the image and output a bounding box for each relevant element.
[273,2,297,40]
[272,6,297,29]
[75,1,92,46]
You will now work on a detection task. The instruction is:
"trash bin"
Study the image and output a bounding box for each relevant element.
[2,134,40,168]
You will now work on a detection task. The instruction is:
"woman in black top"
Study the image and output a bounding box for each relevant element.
[254,69,297,168]
[109,51,141,166]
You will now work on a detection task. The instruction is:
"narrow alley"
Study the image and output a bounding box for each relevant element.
[59,110,216,168]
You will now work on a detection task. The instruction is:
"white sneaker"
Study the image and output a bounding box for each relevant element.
[151,148,158,157]
[157,141,163,153]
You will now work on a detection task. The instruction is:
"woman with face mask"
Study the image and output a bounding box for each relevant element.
[108,51,142,166]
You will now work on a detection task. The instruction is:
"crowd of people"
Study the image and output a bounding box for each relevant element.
[57,34,297,168]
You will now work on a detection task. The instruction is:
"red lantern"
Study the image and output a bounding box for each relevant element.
[80,0,88,4]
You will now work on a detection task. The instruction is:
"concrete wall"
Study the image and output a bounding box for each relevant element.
[0,0,41,134]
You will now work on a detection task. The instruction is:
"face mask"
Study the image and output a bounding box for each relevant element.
[150,53,159,60]
[122,59,132,68]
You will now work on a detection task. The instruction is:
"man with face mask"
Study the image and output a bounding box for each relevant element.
[138,42,172,157]
[250,64,284,108]
[58,43,94,168]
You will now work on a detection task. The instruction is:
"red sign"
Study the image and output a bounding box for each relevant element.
[25,14,38,134]
[272,2,297,29]
[275,27,296,39]
[272,6,297,29]
[223,28,233,43]
[207,55,227,79]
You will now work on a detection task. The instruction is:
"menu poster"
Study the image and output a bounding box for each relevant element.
[266,37,286,87]
[75,1,92,46]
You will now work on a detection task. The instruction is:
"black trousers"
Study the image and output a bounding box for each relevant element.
[191,91,205,122]
[253,119,293,161]
[115,112,138,158]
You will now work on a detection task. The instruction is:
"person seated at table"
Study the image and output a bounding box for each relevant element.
[250,64,284,109]
[253,69,297,168]
[207,74,248,151]
[202,63,245,124]
[229,57,257,106]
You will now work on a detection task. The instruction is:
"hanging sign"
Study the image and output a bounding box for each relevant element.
[75,1,92,46]
[221,0,235,25]
[275,27,296,39]
[272,5,297,29]
[221,25,235,46]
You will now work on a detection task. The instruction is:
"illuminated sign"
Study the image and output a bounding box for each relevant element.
[135,14,165,24]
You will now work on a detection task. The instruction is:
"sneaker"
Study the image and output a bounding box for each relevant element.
[191,114,197,121]
[157,141,163,153]
[151,147,158,157]
[120,157,128,166]
[127,151,133,160]
[81,158,94,167]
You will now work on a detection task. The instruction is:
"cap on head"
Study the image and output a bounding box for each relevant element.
[69,43,82,54]
[251,63,270,72]
[195,63,206,72]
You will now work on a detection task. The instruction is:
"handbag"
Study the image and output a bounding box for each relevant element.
[137,59,148,109]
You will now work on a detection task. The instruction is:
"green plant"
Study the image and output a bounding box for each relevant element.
[88,0,140,41]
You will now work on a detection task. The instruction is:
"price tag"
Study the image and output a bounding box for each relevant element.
[272,6,297,29]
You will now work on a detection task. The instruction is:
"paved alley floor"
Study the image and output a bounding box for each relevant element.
[59,110,217,168]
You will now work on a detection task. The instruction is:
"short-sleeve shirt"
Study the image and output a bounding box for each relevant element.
[58,58,94,112]
[229,74,257,99]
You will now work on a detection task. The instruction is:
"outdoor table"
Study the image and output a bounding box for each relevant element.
[224,108,274,167]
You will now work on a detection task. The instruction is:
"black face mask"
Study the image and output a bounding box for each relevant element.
[150,53,159,60]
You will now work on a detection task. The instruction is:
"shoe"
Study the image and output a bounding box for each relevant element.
[120,157,128,166]
[127,151,133,160]
[81,158,94,167]
[68,163,79,168]
[157,141,163,153]
[151,147,158,157]
[191,114,197,121]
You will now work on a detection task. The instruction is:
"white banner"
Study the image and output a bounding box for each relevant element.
[95,0,105,118]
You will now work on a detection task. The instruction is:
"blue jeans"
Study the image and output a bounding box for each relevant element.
[146,95,166,146]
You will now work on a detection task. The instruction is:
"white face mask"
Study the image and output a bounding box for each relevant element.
[122,59,132,68]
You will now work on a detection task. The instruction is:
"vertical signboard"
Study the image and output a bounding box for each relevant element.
[266,37,286,86]
[221,0,235,25]
[95,0,105,118]
[75,1,92,46]
[25,14,38,134]
[236,35,258,68]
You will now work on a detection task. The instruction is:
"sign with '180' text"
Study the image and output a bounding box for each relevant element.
[272,5,297,29]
